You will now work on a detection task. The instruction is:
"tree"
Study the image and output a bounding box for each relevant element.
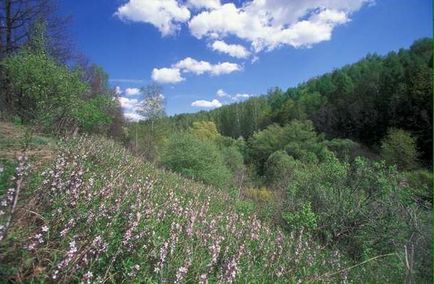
[139,83,166,131]
[0,0,72,60]
[161,132,232,188]
[380,128,418,170]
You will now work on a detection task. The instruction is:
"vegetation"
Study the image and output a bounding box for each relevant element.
[0,5,431,282]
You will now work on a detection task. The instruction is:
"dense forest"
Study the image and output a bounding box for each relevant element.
[0,1,432,283]
[167,38,432,166]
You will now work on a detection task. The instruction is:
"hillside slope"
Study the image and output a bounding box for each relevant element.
[0,126,349,283]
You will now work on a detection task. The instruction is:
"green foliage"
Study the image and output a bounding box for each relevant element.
[248,120,326,174]
[166,38,433,166]
[161,132,232,188]
[282,202,317,231]
[191,121,220,141]
[380,128,419,170]
[322,138,362,161]
[264,150,295,185]
[285,155,431,282]
[244,187,273,202]
[74,96,113,132]
[1,50,87,131]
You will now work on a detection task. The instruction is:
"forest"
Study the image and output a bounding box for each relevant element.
[0,1,432,283]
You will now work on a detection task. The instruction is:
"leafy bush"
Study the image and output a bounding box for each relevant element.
[285,154,431,283]
[1,50,87,131]
[161,132,232,188]
[264,150,296,186]
[74,96,113,133]
[248,120,326,174]
[282,202,317,231]
[380,128,419,170]
[244,187,273,202]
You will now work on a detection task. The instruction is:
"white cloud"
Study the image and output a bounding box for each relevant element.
[234,93,251,100]
[175,57,241,75]
[116,0,371,57]
[118,97,142,112]
[189,0,371,51]
[211,40,250,58]
[125,88,141,96]
[187,0,220,10]
[115,86,122,95]
[216,89,229,97]
[175,57,212,75]
[151,67,184,84]
[191,99,222,108]
[152,57,241,83]
[216,89,254,101]
[124,112,145,122]
[115,0,191,36]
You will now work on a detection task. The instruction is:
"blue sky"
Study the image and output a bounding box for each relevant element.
[58,0,432,119]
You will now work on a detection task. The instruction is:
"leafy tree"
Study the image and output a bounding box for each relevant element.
[0,49,87,132]
[191,121,220,141]
[161,132,232,188]
[264,150,296,186]
[380,128,418,170]
[248,120,325,174]
[139,84,166,130]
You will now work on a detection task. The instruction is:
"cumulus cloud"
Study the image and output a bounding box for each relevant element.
[216,89,229,97]
[116,0,371,56]
[189,0,371,51]
[124,112,145,122]
[151,67,184,84]
[175,57,241,75]
[115,0,190,36]
[191,99,222,108]
[115,86,122,95]
[233,93,251,100]
[152,57,241,83]
[211,40,250,58]
[118,97,142,112]
[187,0,220,10]
[216,89,253,101]
[124,88,141,96]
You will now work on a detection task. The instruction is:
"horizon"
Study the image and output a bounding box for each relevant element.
[58,0,432,119]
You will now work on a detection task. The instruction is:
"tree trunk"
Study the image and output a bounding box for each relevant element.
[5,0,11,53]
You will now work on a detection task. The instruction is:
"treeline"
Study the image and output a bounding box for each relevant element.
[0,0,124,138]
[170,38,433,166]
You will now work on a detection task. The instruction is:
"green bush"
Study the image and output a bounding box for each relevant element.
[161,132,232,188]
[1,50,87,130]
[282,202,317,231]
[248,120,325,174]
[264,150,296,185]
[284,154,431,282]
[380,128,419,170]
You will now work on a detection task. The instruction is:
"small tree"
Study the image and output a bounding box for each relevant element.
[139,84,166,131]
[381,128,418,170]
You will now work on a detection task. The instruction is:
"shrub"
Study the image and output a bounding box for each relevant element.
[380,128,418,170]
[248,120,325,174]
[244,187,273,202]
[1,50,87,131]
[285,154,431,282]
[264,150,296,185]
[282,202,317,231]
[161,132,232,188]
